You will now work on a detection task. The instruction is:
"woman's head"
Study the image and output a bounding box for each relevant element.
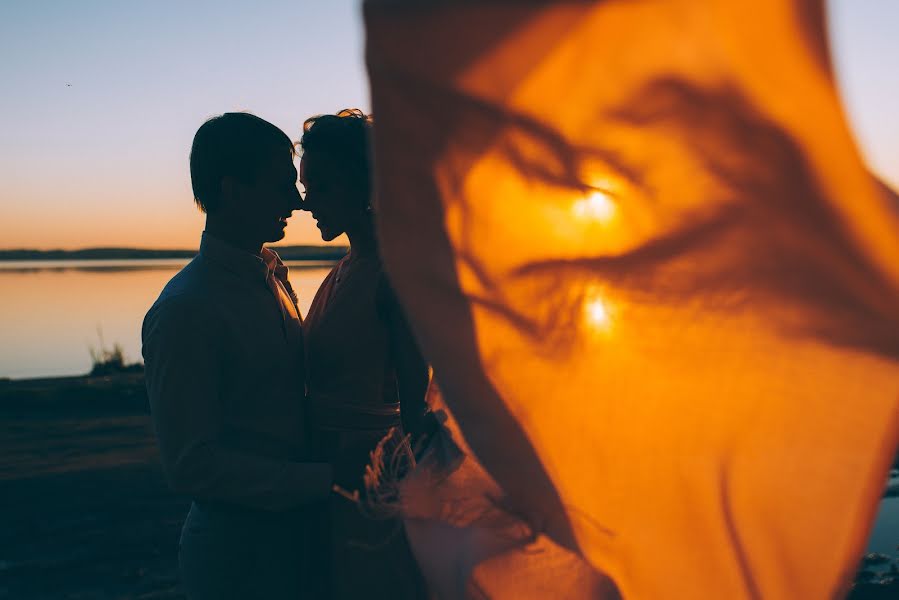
[299,108,372,242]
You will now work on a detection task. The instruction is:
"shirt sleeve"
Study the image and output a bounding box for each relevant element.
[142,294,331,511]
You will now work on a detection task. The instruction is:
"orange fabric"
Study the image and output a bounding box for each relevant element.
[365,0,899,598]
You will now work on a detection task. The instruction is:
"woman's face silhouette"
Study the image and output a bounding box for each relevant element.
[299,150,365,242]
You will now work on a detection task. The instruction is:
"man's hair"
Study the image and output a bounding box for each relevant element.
[299,108,372,201]
[189,112,294,213]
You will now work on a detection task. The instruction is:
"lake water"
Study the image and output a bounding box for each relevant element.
[0,259,895,562]
[0,259,333,379]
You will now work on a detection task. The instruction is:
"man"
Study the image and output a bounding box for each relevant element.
[142,112,331,599]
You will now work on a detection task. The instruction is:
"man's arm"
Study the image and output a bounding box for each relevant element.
[142,295,331,511]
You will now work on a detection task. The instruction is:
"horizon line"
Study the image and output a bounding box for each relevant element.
[0,243,347,253]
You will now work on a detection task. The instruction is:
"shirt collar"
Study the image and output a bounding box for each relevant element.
[261,246,289,282]
[199,231,270,282]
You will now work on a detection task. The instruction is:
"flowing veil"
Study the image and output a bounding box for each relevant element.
[364,0,899,598]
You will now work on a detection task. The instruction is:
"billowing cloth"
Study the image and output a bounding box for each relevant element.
[364,0,899,598]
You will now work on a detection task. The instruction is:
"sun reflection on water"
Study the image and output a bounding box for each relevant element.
[583,289,612,332]
[572,189,616,223]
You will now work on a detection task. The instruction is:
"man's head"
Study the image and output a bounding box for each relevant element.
[190,112,302,245]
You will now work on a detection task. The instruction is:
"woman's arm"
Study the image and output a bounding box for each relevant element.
[378,276,433,439]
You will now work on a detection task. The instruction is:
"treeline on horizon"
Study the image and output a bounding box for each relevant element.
[0,245,349,261]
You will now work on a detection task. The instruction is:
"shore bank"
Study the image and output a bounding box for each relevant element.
[0,373,896,598]
[1,373,186,599]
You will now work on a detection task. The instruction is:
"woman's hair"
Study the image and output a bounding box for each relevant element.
[299,108,373,203]
[189,112,294,214]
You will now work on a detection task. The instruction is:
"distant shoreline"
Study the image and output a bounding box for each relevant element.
[0,245,348,262]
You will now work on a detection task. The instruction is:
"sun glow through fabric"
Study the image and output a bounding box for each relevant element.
[365,0,899,598]
[573,190,616,224]
[584,292,610,330]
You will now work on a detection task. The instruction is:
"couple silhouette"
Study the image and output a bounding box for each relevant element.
[142,110,431,599]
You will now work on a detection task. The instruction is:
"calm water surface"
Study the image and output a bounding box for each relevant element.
[0,259,333,379]
[0,259,895,558]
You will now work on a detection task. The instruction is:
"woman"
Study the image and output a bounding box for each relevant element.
[299,109,431,599]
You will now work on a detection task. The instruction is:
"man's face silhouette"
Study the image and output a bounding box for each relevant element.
[223,147,303,245]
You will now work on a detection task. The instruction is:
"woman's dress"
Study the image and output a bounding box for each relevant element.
[303,253,427,599]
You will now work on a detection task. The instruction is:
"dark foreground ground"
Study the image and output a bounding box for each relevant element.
[0,373,896,599]
[0,374,187,599]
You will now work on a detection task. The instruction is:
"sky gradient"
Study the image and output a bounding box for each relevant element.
[0,0,895,250]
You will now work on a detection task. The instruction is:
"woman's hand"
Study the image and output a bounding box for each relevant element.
[402,407,441,452]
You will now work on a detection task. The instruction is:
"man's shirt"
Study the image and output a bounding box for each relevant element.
[142,232,330,511]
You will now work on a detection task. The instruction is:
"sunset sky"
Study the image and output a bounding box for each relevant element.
[0,0,896,250]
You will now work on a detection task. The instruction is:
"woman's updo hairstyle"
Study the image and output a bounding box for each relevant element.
[299,108,373,209]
